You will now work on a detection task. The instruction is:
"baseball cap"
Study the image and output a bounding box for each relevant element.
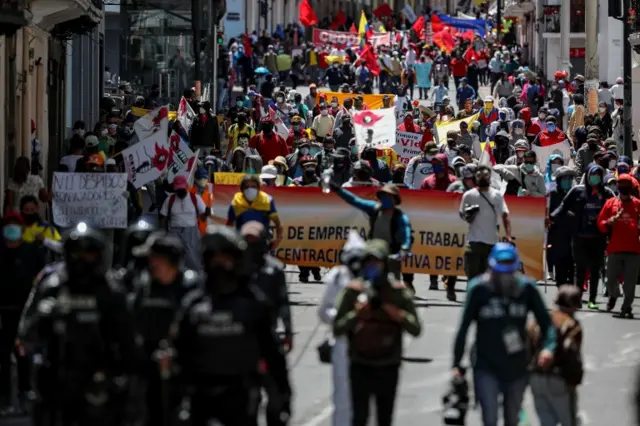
[85,135,99,148]
[260,165,278,180]
[105,158,117,166]
[173,175,189,190]
[425,142,438,154]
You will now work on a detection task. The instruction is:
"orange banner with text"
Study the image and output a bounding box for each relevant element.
[211,186,546,279]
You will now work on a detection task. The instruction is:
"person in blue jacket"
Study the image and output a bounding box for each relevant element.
[452,243,556,426]
[329,181,413,289]
[456,77,476,110]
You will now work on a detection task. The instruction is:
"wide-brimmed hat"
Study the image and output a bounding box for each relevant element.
[377,184,401,205]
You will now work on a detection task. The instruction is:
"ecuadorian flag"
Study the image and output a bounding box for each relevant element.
[358,11,369,48]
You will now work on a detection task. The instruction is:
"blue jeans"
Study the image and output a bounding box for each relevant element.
[474,370,528,426]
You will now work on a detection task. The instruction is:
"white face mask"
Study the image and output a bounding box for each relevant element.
[243,187,258,202]
[238,138,249,147]
[331,102,338,108]
[551,163,561,173]
[425,155,434,161]
[199,108,206,114]
[74,129,85,137]
[538,113,546,120]
[101,129,108,137]
[514,128,524,135]
[599,107,606,113]
[609,160,617,169]
[277,97,284,103]
[320,109,328,116]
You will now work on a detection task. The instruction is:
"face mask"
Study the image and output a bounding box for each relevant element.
[351,146,358,155]
[560,179,573,190]
[588,175,602,185]
[433,164,445,174]
[236,101,244,107]
[516,151,526,159]
[619,186,632,195]
[123,127,132,136]
[277,97,284,103]
[609,160,617,169]
[514,128,524,135]
[101,129,108,137]
[262,124,274,134]
[619,167,630,175]
[499,113,506,121]
[300,147,309,155]
[599,107,606,113]
[523,163,535,173]
[477,178,491,188]
[22,213,39,225]
[176,189,188,198]
[551,163,561,173]
[484,103,493,110]
[200,108,206,114]
[292,125,300,131]
[304,167,316,176]
[320,109,328,116]
[354,102,362,108]
[379,195,394,209]
[362,263,381,282]
[539,113,547,120]
[74,129,85,137]
[243,187,258,202]
[196,178,208,187]
[3,225,22,242]
[551,85,558,90]
[547,124,556,132]
[331,102,338,108]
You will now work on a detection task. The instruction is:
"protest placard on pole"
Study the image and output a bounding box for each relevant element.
[121,131,170,188]
[353,108,397,152]
[392,131,423,164]
[134,105,170,141]
[52,173,128,229]
[167,131,197,183]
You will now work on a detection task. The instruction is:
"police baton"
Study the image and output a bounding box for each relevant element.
[153,340,175,426]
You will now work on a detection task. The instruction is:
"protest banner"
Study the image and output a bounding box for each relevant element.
[211,186,546,279]
[133,105,170,141]
[121,132,171,188]
[177,97,196,132]
[52,172,128,229]
[393,131,423,164]
[316,91,393,109]
[401,3,417,22]
[532,140,572,173]
[122,131,170,188]
[353,108,397,152]
[213,172,246,185]
[167,131,197,183]
[369,32,391,48]
[435,113,479,142]
[312,28,359,49]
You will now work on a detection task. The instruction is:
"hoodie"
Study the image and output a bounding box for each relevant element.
[494,162,546,197]
[551,164,615,238]
[492,130,515,164]
[544,154,563,184]
[243,154,264,174]
[520,107,541,142]
[547,166,577,258]
[597,174,640,254]
[420,153,457,191]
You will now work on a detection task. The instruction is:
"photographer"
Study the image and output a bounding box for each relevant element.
[459,165,513,280]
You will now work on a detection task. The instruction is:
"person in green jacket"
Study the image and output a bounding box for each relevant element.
[334,239,421,426]
[452,242,556,426]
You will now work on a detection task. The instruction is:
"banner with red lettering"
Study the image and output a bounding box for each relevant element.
[369,32,391,48]
[393,131,423,164]
[312,29,359,49]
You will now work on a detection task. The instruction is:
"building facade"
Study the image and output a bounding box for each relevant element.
[0,0,103,210]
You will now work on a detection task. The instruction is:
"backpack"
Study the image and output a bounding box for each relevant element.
[166,192,199,230]
[527,84,540,105]
[367,207,414,253]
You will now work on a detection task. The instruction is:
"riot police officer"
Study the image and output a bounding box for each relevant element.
[118,218,156,291]
[129,232,200,426]
[241,221,293,426]
[171,226,292,426]
[19,222,138,426]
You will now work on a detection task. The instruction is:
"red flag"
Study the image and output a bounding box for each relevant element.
[373,3,393,18]
[432,29,456,53]
[329,10,346,29]
[298,0,318,27]
[461,30,475,43]
[243,33,252,56]
[350,23,358,34]
[411,15,424,34]
[431,14,445,32]
[359,44,381,76]
[365,27,374,40]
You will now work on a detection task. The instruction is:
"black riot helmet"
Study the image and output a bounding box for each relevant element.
[123,219,156,266]
[201,226,247,293]
[63,222,107,286]
[133,231,185,266]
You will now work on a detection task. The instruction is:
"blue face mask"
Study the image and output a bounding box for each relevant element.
[293,125,300,131]
[618,167,630,175]
[236,101,243,107]
[379,195,394,209]
[559,179,572,190]
[3,225,22,242]
[588,175,602,185]
[362,264,381,282]
[433,164,445,174]
[547,124,556,132]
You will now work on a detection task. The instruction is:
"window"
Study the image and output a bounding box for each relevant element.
[569,0,585,32]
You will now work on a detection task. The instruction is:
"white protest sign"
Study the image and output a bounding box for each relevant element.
[177,97,196,132]
[532,140,572,174]
[122,131,170,188]
[354,107,397,153]
[167,131,197,183]
[134,105,170,141]
[52,172,128,229]
[401,4,417,23]
[393,131,423,164]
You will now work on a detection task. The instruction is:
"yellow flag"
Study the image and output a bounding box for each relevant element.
[379,24,386,33]
[358,11,368,37]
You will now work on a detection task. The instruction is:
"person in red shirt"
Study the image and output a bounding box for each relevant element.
[397,112,421,133]
[450,55,468,88]
[519,107,542,144]
[597,173,640,318]
[249,117,290,164]
[533,116,568,147]
[420,153,457,191]
[286,115,306,150]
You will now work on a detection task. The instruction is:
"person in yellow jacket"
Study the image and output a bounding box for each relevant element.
[276,49,292,84]
[19,195,61,243]
[376,147,399,169]
[189,168,215,236]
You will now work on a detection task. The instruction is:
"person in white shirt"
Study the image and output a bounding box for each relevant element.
[159,175,207,270]
[404,43,416,69]
[59,135,85,172]
[611,77,624,102]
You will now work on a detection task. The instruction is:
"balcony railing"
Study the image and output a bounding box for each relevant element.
[541,5,585,33]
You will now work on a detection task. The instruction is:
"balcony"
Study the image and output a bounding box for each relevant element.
[28,0,103,34]
[541,3,585,33]
[0,0,31,35]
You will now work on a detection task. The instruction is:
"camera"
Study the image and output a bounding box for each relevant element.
[463,204,480,222]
